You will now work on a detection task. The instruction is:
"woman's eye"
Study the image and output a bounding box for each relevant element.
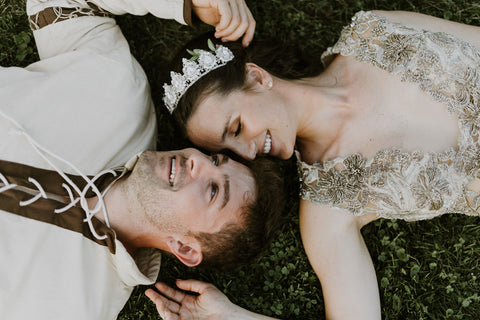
[234,122,242,137]
[211,154,219,166]
[210,183,218,200]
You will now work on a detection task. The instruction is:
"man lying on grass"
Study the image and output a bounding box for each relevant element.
[0,1,284,319]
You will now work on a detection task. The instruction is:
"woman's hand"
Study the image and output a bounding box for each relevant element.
[191,0,255,46]
[145,279,235,320]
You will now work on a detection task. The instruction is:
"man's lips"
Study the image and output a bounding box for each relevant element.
[169,156,176,186]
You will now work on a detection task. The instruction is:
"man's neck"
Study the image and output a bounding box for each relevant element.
[86,179,141,256]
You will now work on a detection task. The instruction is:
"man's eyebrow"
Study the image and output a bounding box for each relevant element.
[220,154,229,165]
[221,115,232,143]
[221,174,230,210]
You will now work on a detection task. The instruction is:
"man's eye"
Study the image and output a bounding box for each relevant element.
[212,154,219,166]
[210,183,218,200]
[234,122,242,137]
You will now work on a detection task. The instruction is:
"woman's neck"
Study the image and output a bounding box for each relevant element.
[278,61,354,162]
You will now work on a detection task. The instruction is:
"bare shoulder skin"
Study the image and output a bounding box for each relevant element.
[372,10,480,50]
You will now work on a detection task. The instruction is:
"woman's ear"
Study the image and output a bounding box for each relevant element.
[166,237,203,267]
[245,62,273,90]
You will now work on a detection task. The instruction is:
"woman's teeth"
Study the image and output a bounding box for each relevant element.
[263,132,271,154]
[169,158,176,185]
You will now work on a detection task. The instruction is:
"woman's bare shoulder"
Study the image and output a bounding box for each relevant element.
[371,10,480,50]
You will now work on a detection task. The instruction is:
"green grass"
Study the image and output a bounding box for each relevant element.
[3,0,480,319]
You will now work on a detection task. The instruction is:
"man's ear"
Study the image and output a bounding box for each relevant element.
[166,237,203,267]
[245,62,273,90]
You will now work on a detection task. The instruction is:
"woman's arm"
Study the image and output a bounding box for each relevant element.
[299,200,381,320]
[372,10,480,51]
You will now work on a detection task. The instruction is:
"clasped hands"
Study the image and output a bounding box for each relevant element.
[192,0,255,46]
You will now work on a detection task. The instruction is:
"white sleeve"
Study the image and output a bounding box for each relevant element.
[26,0,190,60]
[27,0,188,24]
[1,0,162,173]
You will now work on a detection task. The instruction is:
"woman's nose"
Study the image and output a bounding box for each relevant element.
[234,141,256,160]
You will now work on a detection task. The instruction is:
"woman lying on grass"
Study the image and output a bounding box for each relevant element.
[147,10,480,319]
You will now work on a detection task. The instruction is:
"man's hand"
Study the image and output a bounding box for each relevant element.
[145,279,235,320]
[191,0,255,46]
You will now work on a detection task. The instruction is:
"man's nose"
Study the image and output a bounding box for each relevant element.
[188,153,218,180]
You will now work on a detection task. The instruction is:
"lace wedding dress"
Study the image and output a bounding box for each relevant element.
[297,11,480,221]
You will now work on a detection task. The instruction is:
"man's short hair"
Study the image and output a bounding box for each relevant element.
[192,157,285,270]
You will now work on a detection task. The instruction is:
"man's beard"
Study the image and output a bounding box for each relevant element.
[129,151,185,234]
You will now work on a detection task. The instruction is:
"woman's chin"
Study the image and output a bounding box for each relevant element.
[277,148,294,160]
[282,145,296,159]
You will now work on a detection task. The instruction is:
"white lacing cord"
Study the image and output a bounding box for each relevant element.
[0,172,17,193]
[19,177,48,206]
[1,110,116,240]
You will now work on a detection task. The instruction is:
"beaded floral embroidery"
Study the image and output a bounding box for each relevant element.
[298,11,480,220]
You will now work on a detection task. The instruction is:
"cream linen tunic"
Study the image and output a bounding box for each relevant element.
[0,1,188,319]
[0,0,189,174]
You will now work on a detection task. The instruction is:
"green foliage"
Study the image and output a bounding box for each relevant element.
[3,0,480,319]
[0,0,38,65]
[12,31,33,62]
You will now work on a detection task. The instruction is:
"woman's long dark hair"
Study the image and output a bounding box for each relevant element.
[168,33,323,136]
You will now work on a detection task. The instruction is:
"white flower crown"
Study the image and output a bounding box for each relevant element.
[163,39,235,114]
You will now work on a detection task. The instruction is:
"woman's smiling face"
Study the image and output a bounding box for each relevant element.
[186,88,296,160]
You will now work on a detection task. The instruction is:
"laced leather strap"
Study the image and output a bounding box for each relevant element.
[29,1,111,30]
[0,109,116,241]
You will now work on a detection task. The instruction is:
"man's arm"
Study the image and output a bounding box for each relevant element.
[28,0,189,25]
[26,0,189,60]
[299,200,381,320]
[146,280,279,320]
[27,0,255,60]
[86,0,256,45]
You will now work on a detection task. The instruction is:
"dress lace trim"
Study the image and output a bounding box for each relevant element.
[298,11,480,220]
